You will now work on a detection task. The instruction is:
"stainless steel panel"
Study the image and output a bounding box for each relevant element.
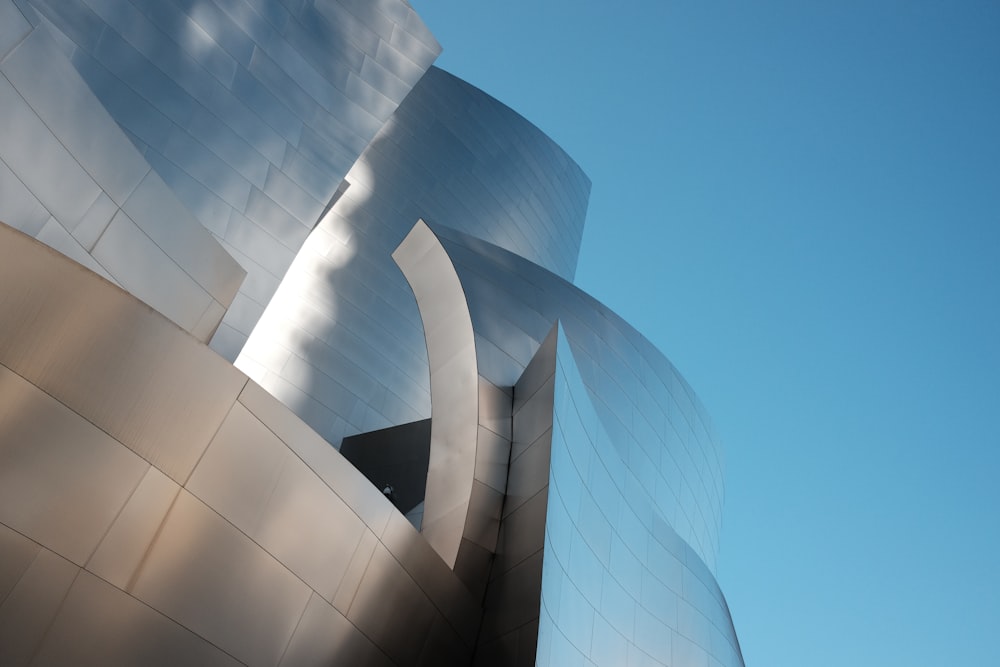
[504,428,553,519]
[331,528,379,613]
[0,548,78,667]
[121,170,245,307]
[393,220,479,568]
[544,612,587,667]
[2,2,744,660]
[190,299,227,343]
[279,593,392,667]
[0,522,40,606]
[92,210,215,332]
[493,486,546,578]
[634,604,670,664]
[36,217,115,281]
[598,569,635,641]
[554,563,594,655]
[379,510,480,645]
[464,480,504,552]
[0,364,148,565]
[1,27,149,205]
[479,376,512,440]
[263,163,323,223]
[0,224,248,483]
[609,534,643,601]
[577,491,613,565]
[0,73,102,228]
[478,549,543,644]
[86,465,179,590]
[159,130,251,211]
[0,155,51,237]
[70,191,117,251]
[133,155,230,240]
[185,106,267,186]
[35,570,243,667]
[512,376,556,458]
[347,541,438,666]
[237,380,396,537]
[254,438,367,601]
[590,613,629,667]
[673,632,710,667]
[646,538,684,593]
[130,490,311,667]
[567,529,603,609]
[418,611,476,667]
[476,425,513,493]
[0,1,31,58]
[186,401,289,535]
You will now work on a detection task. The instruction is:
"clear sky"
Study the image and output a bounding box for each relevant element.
[410,1,1000,665]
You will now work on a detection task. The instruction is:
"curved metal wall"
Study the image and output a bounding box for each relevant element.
[20,0,441,360]
[237,66,591,447]
[343,67,591,282]
[0,222,478,666]
[539,328,742,666]
[432,226,725,573]
[237,56,723,568]
[0,3,245,341]
[0,2,744,661]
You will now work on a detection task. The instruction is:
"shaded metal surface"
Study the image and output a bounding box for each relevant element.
[0,9,245,340]
[474,325,558,665]
[35,571,243,667]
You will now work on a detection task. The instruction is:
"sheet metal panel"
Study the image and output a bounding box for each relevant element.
[0,365,148,565]
[129,490,312,667]
[0,224,248,482]
[35,571,244,667]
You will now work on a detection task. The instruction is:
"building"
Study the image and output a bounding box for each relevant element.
[0,1,745,665]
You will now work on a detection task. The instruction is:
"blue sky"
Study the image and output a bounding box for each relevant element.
[411,1,1000,665]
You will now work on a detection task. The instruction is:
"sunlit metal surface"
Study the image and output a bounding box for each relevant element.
[432,224,726,573]
[0,223,248,482]
[0,222,477,666]
[536,326,743,666]
[392,220,516,596]
[393,220,479,568]
[238,65,590,449]
[0,0,745,662]
[15,0,441,359]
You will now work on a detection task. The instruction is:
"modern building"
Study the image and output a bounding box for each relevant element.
[0,1,744,665]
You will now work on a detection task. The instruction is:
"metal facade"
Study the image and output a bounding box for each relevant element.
[15,0,440,359]
[0,1,744,665]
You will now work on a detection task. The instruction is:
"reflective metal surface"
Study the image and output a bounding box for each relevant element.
[536,327,743,667]
[434,224,727,573]
[475,326,558,665]
[393,220,479,568]
[0,1,745,662]
[0,223,481,666]
[14,0,441,359]
[0,7,245,340]
[238,66,591,447]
